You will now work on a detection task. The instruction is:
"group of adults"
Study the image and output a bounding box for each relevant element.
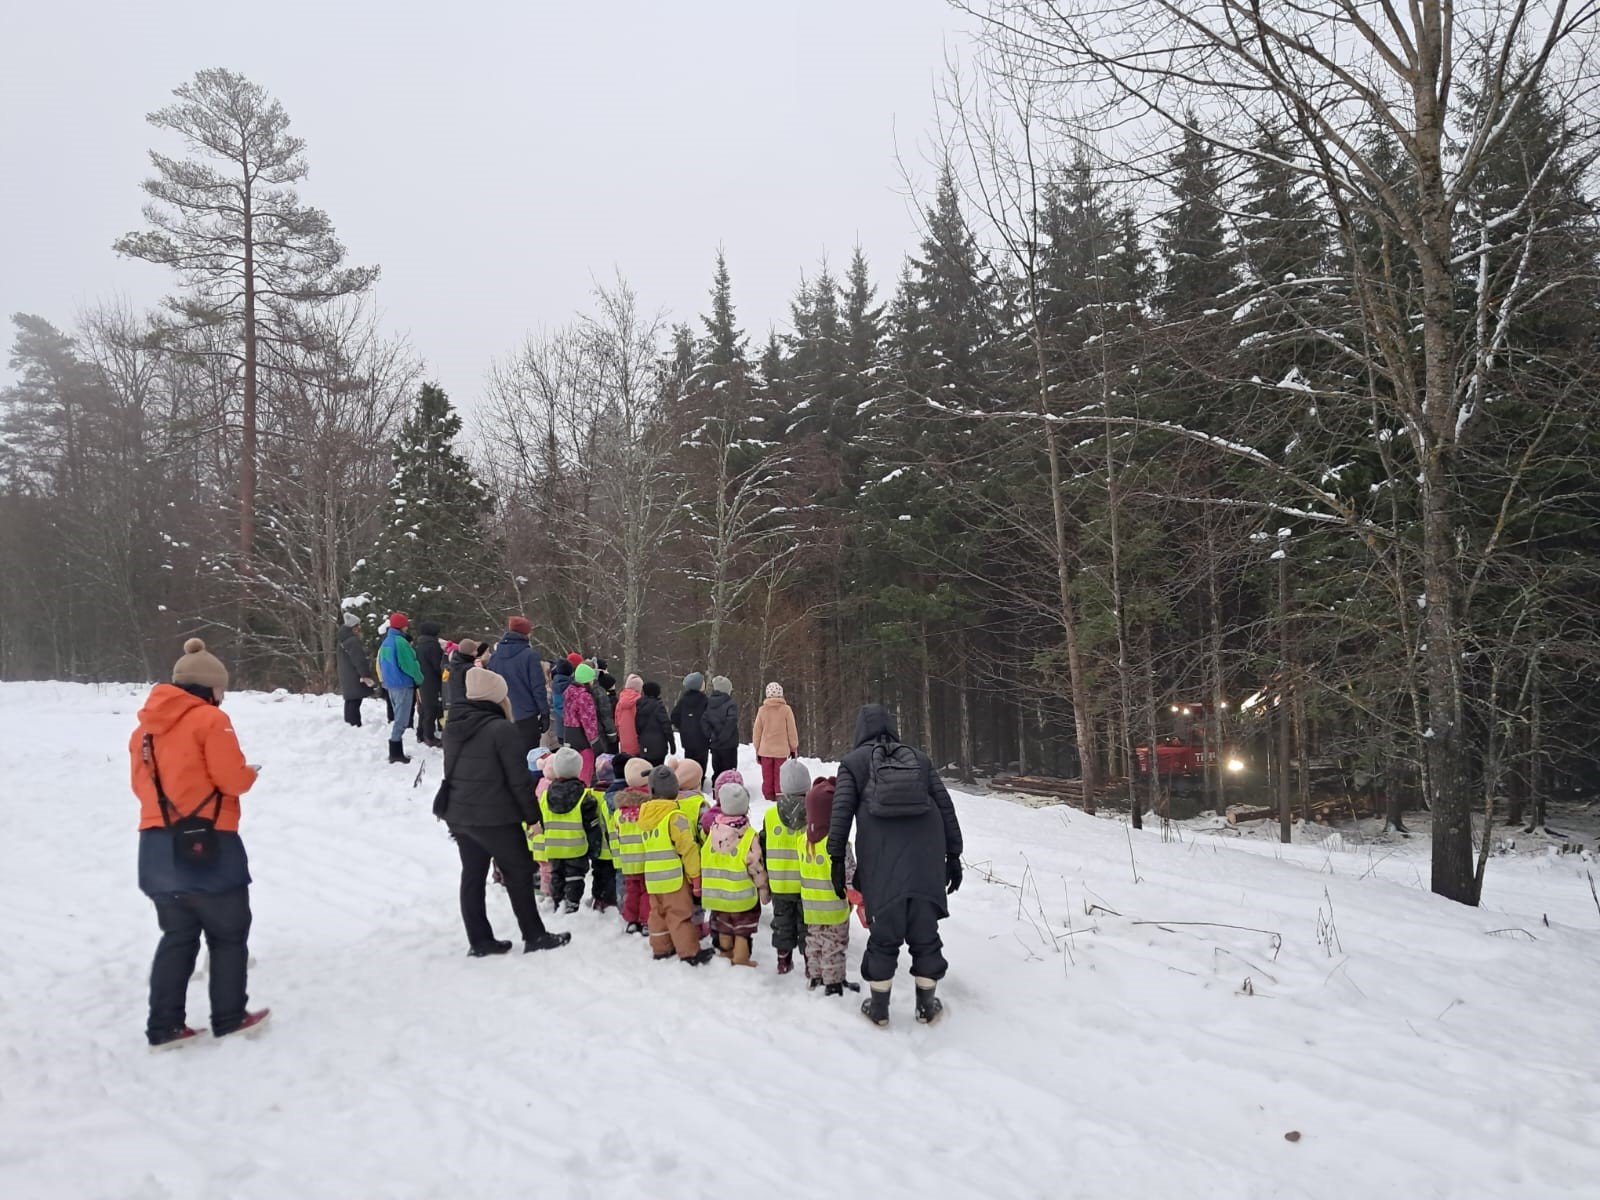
[335,613,806,794]
[128,619,965,1046]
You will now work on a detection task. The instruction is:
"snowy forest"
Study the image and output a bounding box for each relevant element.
[4,1,1599,907]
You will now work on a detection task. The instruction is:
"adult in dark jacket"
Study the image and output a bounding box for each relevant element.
[550,658,575,735]
[335,614,372,727]
[487,617,549,755]
[634,680,676,766]
[415,621,445,748]
[445,639,489,707]
[670,672,711,777]
[703,675,740,779]
[827,704,963,1026]
[593,670,620,755]
[442,667,570,957]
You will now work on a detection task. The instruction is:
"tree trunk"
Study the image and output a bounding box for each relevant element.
[241,190,257,567]
[1277,533,1292,844]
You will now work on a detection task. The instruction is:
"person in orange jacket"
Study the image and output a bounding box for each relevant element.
[129,638,269,1048]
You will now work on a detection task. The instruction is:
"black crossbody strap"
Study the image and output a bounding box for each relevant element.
[143,732,223,825]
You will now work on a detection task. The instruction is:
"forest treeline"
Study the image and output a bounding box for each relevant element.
[4,3,1598,903]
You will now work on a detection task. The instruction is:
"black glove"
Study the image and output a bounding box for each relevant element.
[536,713,549,734]
[945,854,963,895]
[831,856,847,900]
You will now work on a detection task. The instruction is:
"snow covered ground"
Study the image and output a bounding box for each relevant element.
[3,682,1598,1200]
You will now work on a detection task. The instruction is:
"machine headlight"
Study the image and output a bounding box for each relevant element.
[1226,757,1245,773]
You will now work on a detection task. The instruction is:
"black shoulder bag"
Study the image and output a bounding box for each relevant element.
[143,733,224,866]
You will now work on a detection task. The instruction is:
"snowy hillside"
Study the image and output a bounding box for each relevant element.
[3,683,1598,1200]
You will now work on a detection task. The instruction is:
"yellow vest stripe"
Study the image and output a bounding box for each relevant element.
[798,838,849,926]
[762,806,805,896]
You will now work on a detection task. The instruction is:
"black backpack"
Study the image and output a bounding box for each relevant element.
[863,738,931,819]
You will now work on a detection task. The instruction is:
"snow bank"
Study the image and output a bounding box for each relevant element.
[2,683,1597,1199]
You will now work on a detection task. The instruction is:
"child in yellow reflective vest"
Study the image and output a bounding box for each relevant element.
[541,746,595,913]
[800,776,860,996]
[586,753,620,913]
[639,764,714,965]
[616,757,655,933]
[700,782,769,966]
[670,756,712,940]
[527,747,556,900]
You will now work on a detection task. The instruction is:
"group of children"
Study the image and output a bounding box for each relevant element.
[522,745,864,990]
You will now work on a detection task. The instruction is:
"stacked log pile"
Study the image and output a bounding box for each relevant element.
[990,774,1128,809]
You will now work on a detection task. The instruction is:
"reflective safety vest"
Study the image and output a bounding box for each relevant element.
[798,838,849,926]
[613,804,647,876]
[525,819,547,862]
[539,793,588,860]
[700,825,758,913]
[586,788,614,862]
[640,812,687,895]
[678,794,706,843]
[762,806,805,896]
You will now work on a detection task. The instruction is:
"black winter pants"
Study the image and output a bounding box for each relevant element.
[343,698,363,727]
[418,690,441,743]
[147,886,252,1042]
[710,746,738,780]
[860,896,947,983]
[683,741,710,779]
[548,854,588,907]
[452,823,549,946]
[592,857,618,907]
[514,715,544,756]
[769,893,806,954]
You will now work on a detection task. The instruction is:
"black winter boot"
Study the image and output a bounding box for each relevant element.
[468,939,512,957]
[914,977,944,1024]
[861,982,891,1027]
[388,740,411,764]
[684,947,717,966]
[824,980,861,995]
[524,931,571,953]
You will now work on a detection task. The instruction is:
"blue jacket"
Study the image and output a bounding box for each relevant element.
[488,632,548,721]
[378,629,423,690]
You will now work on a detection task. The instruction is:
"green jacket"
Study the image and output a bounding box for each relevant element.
[378,630,424,688]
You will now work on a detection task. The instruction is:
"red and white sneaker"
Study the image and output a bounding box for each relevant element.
[148,1026,204,1051]
[217,1009,272,1039]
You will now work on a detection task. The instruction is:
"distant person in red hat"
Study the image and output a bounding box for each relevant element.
[377,612,424,762]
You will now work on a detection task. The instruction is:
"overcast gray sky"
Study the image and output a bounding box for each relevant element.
[0,0,972,399]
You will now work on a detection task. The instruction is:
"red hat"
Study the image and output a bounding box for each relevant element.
[566,652,583,666]
[388,612,409,630]
[507,615,531,635]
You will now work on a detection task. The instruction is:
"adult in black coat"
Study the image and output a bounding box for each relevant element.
[415,621,445,748]
[445,639,486,708]
[442,668,569,956]
[828,704,963,1024]
[703,675,740,779]
[335,615,372,727]
[634,680,677,766]
[670,672,710,777]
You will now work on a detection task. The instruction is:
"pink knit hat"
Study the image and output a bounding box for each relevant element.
[712,768,744,803]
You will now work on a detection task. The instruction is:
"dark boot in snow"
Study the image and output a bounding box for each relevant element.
[776,950,793,975]
[388,740,411,764]
[562,900,580,915]
[524,931,572,953]
[625,921,645,935]
[825,981,861,996]
[861,983,892,1027]
[148,1025,204,1050]
[914,977,944,1025]
[684,947,717,966]
[468,939,513,957]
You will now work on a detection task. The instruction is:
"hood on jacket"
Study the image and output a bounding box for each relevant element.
[552,659,575,679]
[642,680,661,698]
[136,683,214,735]
[545,776,586,814]
[853,703,899,748]
[495,631,533,661]
[418,621,442,637]
[640,797,682,829]
[760,695,791,710]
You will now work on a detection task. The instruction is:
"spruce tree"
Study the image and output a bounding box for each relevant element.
[351,383,497,636]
